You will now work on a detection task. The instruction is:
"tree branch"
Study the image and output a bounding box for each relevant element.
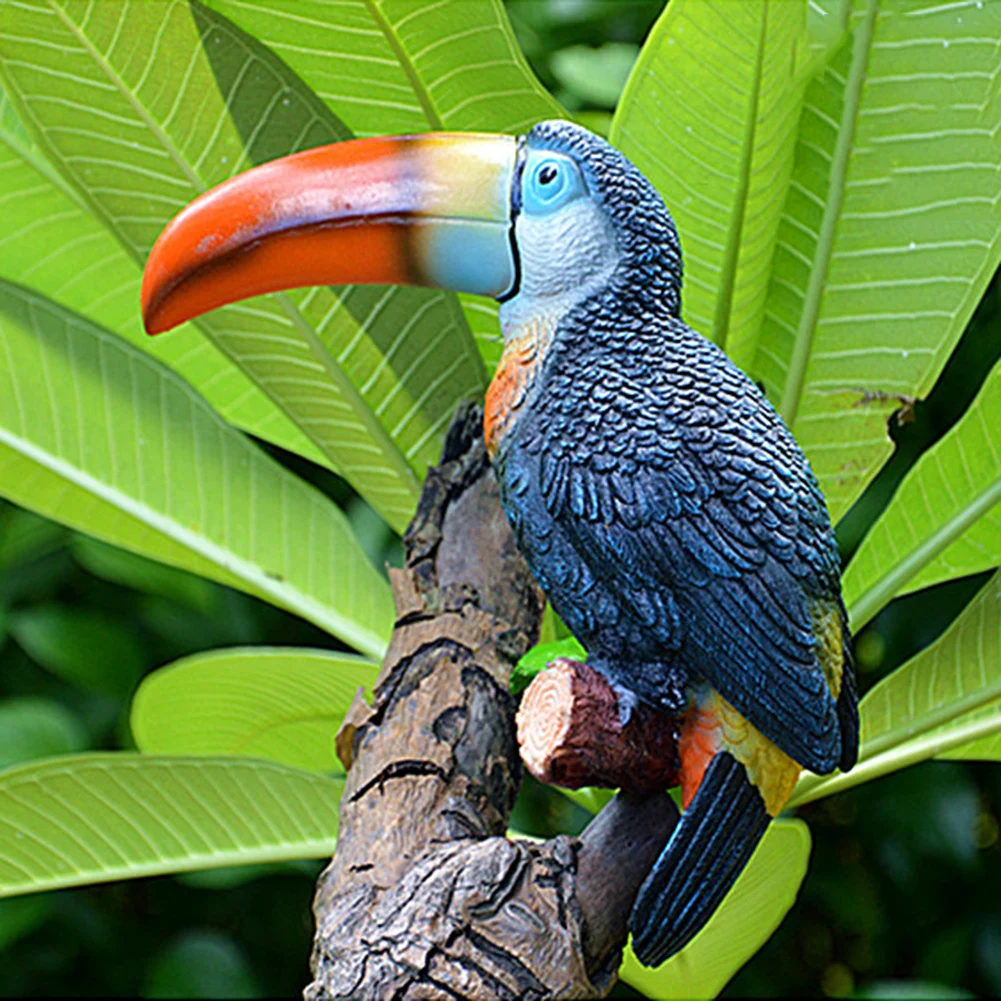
[516,658,679,794]
[306,403,679,1000]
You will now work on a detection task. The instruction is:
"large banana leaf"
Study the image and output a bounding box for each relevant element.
[791,570,1001,807]
[203,0,562,136]
[611,0,809,366]
[619,819,811,999]
[845,359,1001,629]
[0,0,487,532]
[0,78,329,469]
[0,754,342,897]
[612,0,1001,521]
[131,647,380,773]
[0,278,392,657]
[753,0,1001,519]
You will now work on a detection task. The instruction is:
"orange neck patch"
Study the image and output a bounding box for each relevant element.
[484,333,540,459]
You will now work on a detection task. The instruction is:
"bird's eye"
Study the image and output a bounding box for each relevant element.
[522,154,584,215]
[531,160,566,202]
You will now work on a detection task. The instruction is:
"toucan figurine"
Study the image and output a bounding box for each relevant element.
[142,120,858,966]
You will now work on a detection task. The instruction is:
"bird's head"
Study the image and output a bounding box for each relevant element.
[507,121,682,330]
[141,120,682,337]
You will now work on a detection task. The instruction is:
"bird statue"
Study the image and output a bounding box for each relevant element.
[142,120,858,967]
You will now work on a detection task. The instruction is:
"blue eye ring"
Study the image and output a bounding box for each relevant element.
[531,159,567,203]
[522,153,584,214]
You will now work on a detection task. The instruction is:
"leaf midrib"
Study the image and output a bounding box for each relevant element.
[712,1,768,353]
[40,0,418,496]
[778,0,878,427]
[363,0,443,130]
[789,700,1001,807]
[0,428,388,658]
[848,471,1001,630]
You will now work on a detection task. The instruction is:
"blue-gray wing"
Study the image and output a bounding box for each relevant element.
[534,384,846,775]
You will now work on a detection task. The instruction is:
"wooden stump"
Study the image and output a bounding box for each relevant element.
[305,404,679,1001]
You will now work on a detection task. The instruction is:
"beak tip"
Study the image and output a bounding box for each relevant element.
[140,288,172,336]
[140,293,160,336]
[143,316,164,337]
[143,312,174,337]
[141,254,176,335]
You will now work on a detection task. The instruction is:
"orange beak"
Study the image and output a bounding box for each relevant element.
[141,133,520,335]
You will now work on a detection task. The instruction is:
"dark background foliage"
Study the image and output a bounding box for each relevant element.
[1,1,999,997]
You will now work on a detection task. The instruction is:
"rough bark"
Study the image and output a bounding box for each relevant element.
[306,403,679,1001]
[516,658,679,795]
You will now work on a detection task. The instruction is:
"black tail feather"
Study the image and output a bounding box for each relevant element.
[629,751,770,966]
[836,661,859,773]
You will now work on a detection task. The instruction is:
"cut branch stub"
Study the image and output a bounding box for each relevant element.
[516,658,680,794]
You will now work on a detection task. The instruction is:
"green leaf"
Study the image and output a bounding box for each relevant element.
[611,1,809,363]
[460,292,504,372]
[791,570,1001,807]
[144,930,261,999]
[131,647,380,772]
[569,110,613,140]
[0,78,329,470]
[0,697,87,770]
[0,279,393,658]
[751,1,1001,519]
[0,504,66,570]
[0,754,342,897]
[201,0,562,137]
[0,0,488,533]
[551,43,638,110]
[510,636,587,694]
[806,0,850,63]
[619,818,811,999]
[9,608,145,698]
[557,785,615,816]
[845,360,1001,630]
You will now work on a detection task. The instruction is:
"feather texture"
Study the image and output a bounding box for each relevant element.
[495,304,850,773]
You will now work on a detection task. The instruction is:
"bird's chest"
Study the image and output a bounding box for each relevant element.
[486,372,568,595]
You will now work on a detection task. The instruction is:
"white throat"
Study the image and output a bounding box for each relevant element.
[499,196,619,346]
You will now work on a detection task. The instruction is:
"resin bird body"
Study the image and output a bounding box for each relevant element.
[487,123,858,962]
[140,119,858,967]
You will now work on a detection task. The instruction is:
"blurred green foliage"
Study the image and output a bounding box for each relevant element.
[0,0,1000,998]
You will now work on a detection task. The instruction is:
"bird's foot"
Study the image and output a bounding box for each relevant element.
[611,682,640,729]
